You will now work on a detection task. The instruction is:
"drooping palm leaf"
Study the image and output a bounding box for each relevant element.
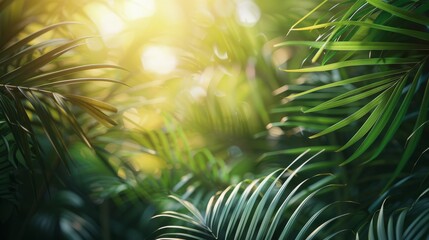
[0,2,126,229]
[0,22,124,170]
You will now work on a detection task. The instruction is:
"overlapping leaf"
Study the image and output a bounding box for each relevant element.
[154,151,350,240]
[362,188,429,240]
[0,22,124,170]
[275,0,429,186]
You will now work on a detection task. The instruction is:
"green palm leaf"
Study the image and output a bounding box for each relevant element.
[363,188,429,240]
[154,151,350,240]
[276,41,429,51]
[289,21,429,41]
[276,0,429,185]
[0,22,124,170]
[366,0,429,26]
[283,58,419,73]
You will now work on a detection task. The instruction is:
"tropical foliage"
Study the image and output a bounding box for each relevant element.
[155,150,352,240]
[1,0,429,239]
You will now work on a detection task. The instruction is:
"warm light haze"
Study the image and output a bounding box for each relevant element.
[2,0,429,239]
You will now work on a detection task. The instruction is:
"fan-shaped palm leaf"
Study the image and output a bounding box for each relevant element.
[360,188,429,240]
[154,150,350,240]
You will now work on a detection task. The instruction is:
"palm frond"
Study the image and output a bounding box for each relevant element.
[362,188,429,240]
[276,0,429,187]
[154,150,351,240]
[0,22,124,170]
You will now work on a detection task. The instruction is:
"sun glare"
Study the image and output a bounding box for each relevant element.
[123,0,156,20]
[86,3,125,38]
[140,45,177,75]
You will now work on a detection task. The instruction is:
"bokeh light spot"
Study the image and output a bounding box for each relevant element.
[189,86,207,101]
[236,0,261,27]
[141,45,177,75]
